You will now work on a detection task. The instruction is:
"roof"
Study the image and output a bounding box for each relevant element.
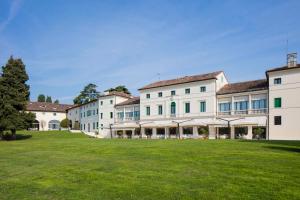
[139,71,223,90]
[115,97,140,107]
[217,79,268,95]
[26,102,73,113]
[266,64,300,74]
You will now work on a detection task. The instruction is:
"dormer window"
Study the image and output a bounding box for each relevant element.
[171,90,176,96]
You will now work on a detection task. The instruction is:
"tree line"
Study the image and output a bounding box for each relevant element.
[0,57,35,140]
[37,94,59,104]
[73,84,131,105]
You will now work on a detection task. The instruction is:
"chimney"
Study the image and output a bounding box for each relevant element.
[287,53,297,68]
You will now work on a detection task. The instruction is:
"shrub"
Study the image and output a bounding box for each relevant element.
[60,118,69,128]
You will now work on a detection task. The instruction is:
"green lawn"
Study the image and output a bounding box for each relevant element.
[0,131,300,200]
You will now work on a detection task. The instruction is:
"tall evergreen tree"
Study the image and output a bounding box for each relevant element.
[54,99,59,104]
[46,96,52,103]
[0,56,35,139]
[73,83,100,104]
[37,94,46,102]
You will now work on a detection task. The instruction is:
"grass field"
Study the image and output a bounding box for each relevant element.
[0,131,300,200]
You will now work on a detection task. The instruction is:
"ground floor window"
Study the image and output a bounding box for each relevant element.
[134,128,140,136]
[48,120,60,130]
[198,126,209,137]
[145,128,152,138]
[235,127,248,139]
[219,127,229,135]
[252,127,266,139]
[169,127,177,135]
[183,127,193,135]
[157,128,165,135]
[116,130,123,138]
[125,130,132,138]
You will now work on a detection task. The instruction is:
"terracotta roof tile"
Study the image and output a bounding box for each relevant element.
[139,71,223,90]
[217,79,268,95]
[266,64,300,73]
[26,102,73,113]
[115,97,140,107]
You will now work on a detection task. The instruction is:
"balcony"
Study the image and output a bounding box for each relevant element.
[218,108,267,116]
[116,116,140,123]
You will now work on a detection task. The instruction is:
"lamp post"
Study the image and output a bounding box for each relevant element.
[172,119,194,139]
[216,117,244,139]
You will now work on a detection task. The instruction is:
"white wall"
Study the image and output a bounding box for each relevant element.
[32,111,66,131]
[67,107,80,129]
[139,75,227,122]
[268,67,300,140]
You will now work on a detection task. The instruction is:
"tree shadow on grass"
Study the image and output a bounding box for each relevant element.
[263,145,300,153]
[1,134,32,141]
[239,140,300,147]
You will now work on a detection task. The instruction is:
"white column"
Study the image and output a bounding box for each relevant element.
[152,128,157,139]
[209,126,216,139]
[165,127,169,139]
[248,94,252,114]
[179,126,183,139]
[193,126,198,139]
[141,127,145,139]
[247,126,253,140]
[231,96,235,115]
[122,130,125,138]
[230,126,235,139]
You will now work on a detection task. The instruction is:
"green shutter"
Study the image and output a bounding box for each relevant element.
[274,98,281,108]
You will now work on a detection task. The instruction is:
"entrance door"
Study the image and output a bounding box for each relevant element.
[88,123,90,132]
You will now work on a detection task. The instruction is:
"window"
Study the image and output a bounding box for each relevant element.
[53,113,56,116]
[200,86,206,92]
[185,102,190,113]
[110,112,113,119]
[146,106,150,116]
[100,101,103,105]
[171,102,176,115]
[101,124,103,130]
[185,88,190,94]
[96,109,98,114]
[274,116,281,125]
[158,92,163,97]
[234,101,248,111]
[252,99,267,109]
[93,110,95,115]
[110,100,113,104]
[87,110,91,116]
[146,94,150,99]
[158,105,163,115]
[96,122,99,129]
[100,113,103,119]
[84,124,86,130]
[200,101,206,112]
[219,103,231,112]
[171,90,176,96]
[274,98,281,108]
[84,112,86,117]
[93,122,95,129]
[274,78,281,85]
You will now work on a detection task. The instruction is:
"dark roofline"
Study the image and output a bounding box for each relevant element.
[217,79,268,95]
[266,64,300,74]
[138,71,223,91]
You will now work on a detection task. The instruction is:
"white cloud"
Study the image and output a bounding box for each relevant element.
[0,0,23,32]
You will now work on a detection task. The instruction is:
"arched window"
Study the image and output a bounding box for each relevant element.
[48,120,60,130]
[171,102,176,115]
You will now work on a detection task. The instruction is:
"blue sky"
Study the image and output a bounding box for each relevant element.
[0,0,299,103]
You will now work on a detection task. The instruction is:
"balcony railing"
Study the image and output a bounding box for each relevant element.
[116,116,140,122]
[218,108,267,116]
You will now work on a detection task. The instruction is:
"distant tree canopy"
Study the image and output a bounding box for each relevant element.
[46,96,52,103]
[37,94,45,102]
[0,56,36,140]
[37,94,58,104]
[105,85,131,95]
[73,83,100,105]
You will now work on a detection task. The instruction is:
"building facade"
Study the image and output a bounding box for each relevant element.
[26,102,73,131]
[66,54,300,140]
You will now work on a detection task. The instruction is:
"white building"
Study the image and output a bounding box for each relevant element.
[26,102,73,131]
[66,53,300,140]
[266,53,300,140]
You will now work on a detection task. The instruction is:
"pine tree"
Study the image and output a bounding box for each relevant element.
[0,56,35,139]
[54,99,59,104]
[37,94,46,102]
[105,85,131,95]
[73,83,99,104]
